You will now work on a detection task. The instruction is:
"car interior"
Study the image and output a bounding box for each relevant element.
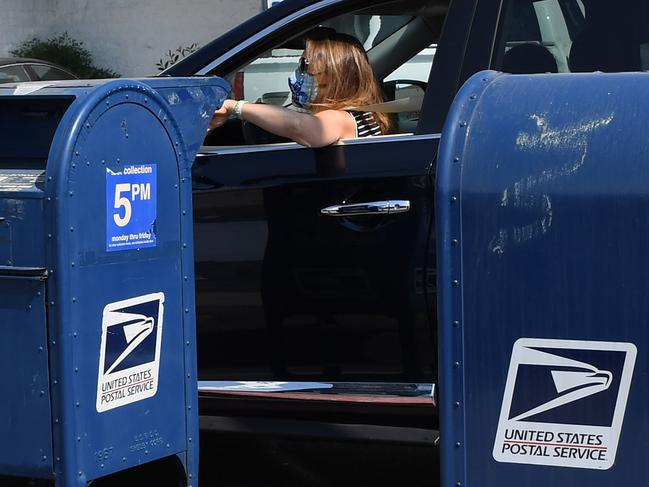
[495,0,649,76]
[202,0,448,147]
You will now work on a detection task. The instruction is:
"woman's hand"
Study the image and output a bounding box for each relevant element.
[208,99,236,131]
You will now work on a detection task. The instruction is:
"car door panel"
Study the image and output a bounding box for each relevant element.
[193,135,438,383]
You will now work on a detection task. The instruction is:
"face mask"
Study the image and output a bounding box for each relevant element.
[288,68,318,108]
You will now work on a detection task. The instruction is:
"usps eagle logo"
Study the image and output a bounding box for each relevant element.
[96,293,164,412]
[493,338,636,470]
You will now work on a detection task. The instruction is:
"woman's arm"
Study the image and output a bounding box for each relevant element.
[210,99,356,148]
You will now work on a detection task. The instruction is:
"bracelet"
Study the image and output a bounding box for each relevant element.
[233,100,248,119]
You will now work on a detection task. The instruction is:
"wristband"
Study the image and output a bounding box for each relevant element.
[233,100,248,119]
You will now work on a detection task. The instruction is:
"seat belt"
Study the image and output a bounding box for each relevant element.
[348,95,423,113]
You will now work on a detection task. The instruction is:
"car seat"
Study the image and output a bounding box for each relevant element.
[502,43,558,74]
[568,0,641,72]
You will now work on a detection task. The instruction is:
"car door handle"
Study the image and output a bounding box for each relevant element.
[320,200,410,216]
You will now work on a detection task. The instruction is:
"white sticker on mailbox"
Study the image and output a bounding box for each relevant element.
[493,338,636,470]
[96,293,164,412]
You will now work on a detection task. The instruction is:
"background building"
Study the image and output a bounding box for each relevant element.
[0,0,266,77]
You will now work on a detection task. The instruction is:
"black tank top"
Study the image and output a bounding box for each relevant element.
[349,111,382,137]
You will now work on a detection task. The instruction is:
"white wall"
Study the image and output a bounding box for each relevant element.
[0,0,263,77]
[1,0,59,56]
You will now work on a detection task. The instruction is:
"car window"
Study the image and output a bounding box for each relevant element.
[385,45,436,83]
[495,0,649,74]
[0,65,31,84]
[29,64,76,81]
[230,13,421,105]
[204,5,442,147]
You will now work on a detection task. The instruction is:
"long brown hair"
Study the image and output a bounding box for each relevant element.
[304,32,394,134]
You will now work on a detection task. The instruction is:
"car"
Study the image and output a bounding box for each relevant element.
[166,0,590,416]
[162,0,644,484]
[174,0,445,393]
[0,57,78,84]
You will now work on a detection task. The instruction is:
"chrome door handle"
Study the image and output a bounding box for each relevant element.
[320,200,410,217]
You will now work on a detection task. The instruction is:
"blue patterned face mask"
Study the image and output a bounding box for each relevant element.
[288,63,319,108]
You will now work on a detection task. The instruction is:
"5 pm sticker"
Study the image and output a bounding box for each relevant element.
[106,164,157,252]
[493,338,636,470]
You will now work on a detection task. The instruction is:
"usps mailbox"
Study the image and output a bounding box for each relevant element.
[437,71,649,486]
[0,77,228,486]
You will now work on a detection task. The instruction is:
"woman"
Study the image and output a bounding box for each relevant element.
[209,30,393,147]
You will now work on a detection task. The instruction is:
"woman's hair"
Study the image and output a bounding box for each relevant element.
[304,31,394,134]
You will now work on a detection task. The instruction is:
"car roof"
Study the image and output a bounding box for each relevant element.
[0,57,57,66]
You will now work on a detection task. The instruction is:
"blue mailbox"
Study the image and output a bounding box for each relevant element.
[0,76,228,485]
[437,71,649,486]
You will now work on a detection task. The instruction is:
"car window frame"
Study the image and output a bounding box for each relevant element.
[194,0,347,78]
